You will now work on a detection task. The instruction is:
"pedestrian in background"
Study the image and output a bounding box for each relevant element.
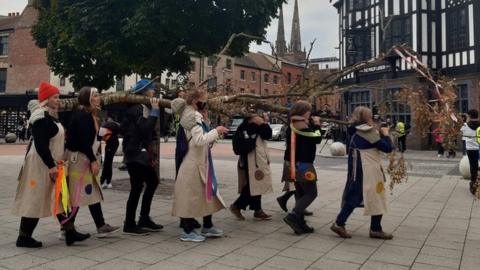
[331,106,394,240]
[100,118,120,189]
[395,120,406,152]
[172,89,229,242]
[460,109,479,194]
[230,113,273,221]
[433,127,444,157]
[282,101,322,235]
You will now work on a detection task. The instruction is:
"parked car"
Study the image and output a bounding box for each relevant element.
[270,124,286,141]
[225,117,243,138]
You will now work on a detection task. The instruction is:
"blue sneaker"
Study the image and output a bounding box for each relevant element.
[201,227,224,238]
[180,231,206,242]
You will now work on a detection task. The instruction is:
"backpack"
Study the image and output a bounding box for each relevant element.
[175,125,191,178]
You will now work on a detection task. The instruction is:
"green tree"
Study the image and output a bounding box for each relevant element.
[33,0,285,91]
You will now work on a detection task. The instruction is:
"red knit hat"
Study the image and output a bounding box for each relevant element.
[38,82,60,102]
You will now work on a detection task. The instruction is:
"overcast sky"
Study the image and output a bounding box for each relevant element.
[0,0,339,58]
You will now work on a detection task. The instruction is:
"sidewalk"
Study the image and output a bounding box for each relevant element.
[0,154,478,270]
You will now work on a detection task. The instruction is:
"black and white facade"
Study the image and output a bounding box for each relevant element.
[334,0,480,149]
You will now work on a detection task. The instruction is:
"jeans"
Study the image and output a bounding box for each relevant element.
[336,205,383,231]
[125,163,159,227]
[397,135,406,152]
[292,181,317,219]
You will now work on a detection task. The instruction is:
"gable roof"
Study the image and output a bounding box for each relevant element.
[0,16,20,32]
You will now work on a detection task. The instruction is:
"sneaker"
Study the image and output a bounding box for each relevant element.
[283,213,304,235]
[101,183,108,189]
[299,221,314,233]
[107,183,113,189]
[369,230,393,240]
[437,154,442,158]
[180,231,206,242]
[276,196,288,212]
[229,204,245,221]
[97,224,120,238]
[138,217,163,232]
[330,223,352,238]
[254,210,272,220]
[16,236,42,248]
[58,230,65,241]
[201,227,224,238]
[123,225,150,236]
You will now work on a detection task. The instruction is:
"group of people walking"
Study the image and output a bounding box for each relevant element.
[12,81,395,248]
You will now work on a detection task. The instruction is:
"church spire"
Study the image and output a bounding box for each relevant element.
[276,6,287,56]
[290,0,302,53]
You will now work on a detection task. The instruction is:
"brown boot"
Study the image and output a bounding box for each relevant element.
[229,205,245,221]
[369,230,393,240]
[253,210,272,220]
[330,223,352,238]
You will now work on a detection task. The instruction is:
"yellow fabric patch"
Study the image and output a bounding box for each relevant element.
[376,181,385,194]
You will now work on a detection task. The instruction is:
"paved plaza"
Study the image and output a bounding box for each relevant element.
[0,141,479,270]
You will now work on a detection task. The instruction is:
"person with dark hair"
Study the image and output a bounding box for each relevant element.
[13,82,83,247]
[331,106,394,240]
[282,101,322,235]
[63,87,119,239]
[172,89,229,242]
[460,109,479,194]
[100,118,120,189]
[230,113,273,221]
[121,79,163,235]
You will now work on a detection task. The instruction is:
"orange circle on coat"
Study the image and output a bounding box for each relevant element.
[376,182,385,194]
[304,172,316,181]
[29,180,37,188]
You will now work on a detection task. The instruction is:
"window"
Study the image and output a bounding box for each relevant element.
[383,88,411,127]
[349,0,367,11]
[207,56,216,67]
[273,75,278,84]
[165,79,170,88]
[226,59,232,70]
[287,73,292,84]
[454,84,469,113]
[251,72,256,81]
[0,35,8,56]
[116,76,125,91]
[447,6,469,51]
[0,68,6,92]
[385,16,412,51]
[348,90,371,115]
[60,77,66,87]
[240,70,245,80]
[264,73,269,83]
[191,61,196,72]
[346,29,372,66]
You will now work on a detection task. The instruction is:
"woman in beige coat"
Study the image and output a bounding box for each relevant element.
[62,87,119,239]
[12,82,85,248]
[172,90,229,242]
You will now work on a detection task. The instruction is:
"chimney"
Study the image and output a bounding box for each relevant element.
[8,13,11,16]
[16,12,20,16]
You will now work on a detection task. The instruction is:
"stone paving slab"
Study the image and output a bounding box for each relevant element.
[0,152,479,270]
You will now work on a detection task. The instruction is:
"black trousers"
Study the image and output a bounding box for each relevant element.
[101,140,119,185]
[125,162,159,227]
[293,181,318,219]
[437,143,445,155]
[19,217,40,237]
[467,150,479,183]
[397,135,406,152]
[181,216,212,234]
[233,177,262,211]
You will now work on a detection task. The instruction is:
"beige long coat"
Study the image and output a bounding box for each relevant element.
[237,137,273,196]
[12,121,65,218]
[172,108,226,218]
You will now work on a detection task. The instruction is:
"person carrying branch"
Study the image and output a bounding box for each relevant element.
[460,109,479,195]
[230,113,273,221]
[282,101,322,235]
[331,106,394,240]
